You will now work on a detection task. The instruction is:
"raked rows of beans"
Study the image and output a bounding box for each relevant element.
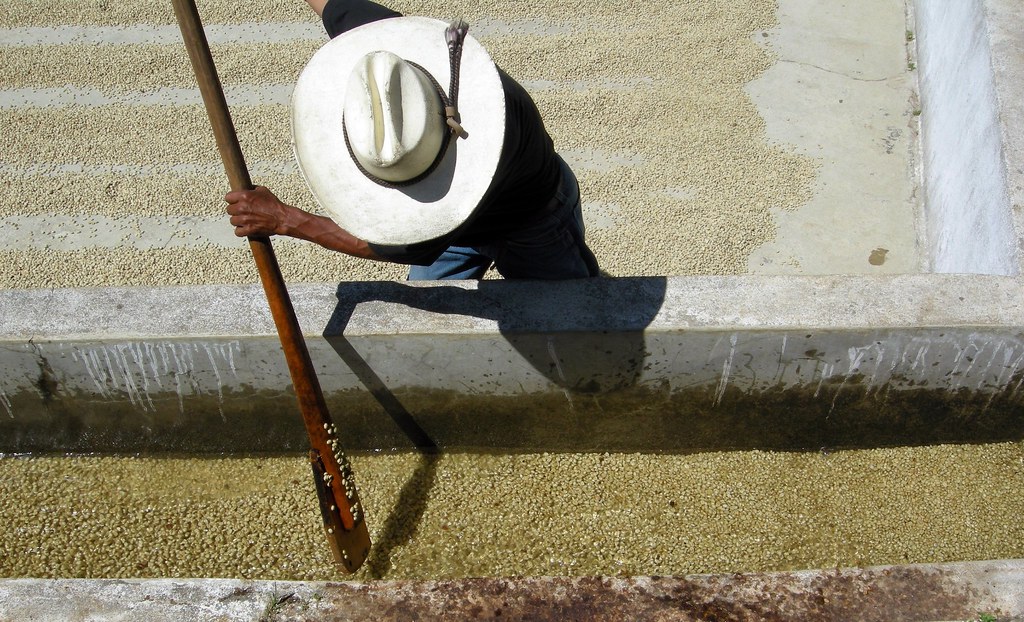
[0,0,815,288]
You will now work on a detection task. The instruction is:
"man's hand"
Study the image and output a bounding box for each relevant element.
[225,186,300,238]
[225,185,383,261]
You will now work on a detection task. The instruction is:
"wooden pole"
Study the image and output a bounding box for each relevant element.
[170,0,370,572]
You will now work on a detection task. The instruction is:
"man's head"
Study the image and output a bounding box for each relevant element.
[292,17,506,246]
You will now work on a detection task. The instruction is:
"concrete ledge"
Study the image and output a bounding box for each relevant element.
[2,560,1022,621]
[1,276,1023,453]
[916,0,1019,274]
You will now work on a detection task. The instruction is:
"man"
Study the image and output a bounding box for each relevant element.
[225,0,600,280]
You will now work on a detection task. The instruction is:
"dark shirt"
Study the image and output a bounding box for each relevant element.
[321,0,561,265]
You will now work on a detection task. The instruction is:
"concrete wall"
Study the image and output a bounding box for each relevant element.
[915,0,1021,274]
[2,277,1022,454]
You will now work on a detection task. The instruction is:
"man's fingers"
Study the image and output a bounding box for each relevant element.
[224,186,266,203]
[229,216,250,237]
[228,211,274,238]
[226,200,260,215]
[232,220,262,238]
[224,186,277,238]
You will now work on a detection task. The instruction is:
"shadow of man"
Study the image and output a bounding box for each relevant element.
[321,276,667,577]
[324,276,668,396]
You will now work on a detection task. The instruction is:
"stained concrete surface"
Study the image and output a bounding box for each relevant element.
[2,561,1023,621]
[745,0,922,274]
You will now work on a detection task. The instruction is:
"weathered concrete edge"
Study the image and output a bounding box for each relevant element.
[1,560,1021,622]
[2,274,1023,341]
[915,0,1019,275]
[911,0,1024,274]
[2,276,1023,454]
[985,0,1024,275]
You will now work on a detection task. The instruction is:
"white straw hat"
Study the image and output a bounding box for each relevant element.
[291,17,506,246]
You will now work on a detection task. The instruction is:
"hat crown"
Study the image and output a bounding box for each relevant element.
[343,51,445,183]
[292,16,506,245]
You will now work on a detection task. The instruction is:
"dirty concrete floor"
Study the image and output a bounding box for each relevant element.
[0,0,920,287]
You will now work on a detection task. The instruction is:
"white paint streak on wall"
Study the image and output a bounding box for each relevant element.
[772,335,788,386]
[672,332,1024,401]
[848,342,887,396]
[1000,348,1024,395]
[202,343,226,422]
[116,344,152,411]
[910,341,931,379]
[181,346,200,398]
[126,343,155,410]
[866,344,885,395]
[984,345,1021,409]
[143,342,163,389]
[949,340,978,389]
[168,345,192,412]
[886,342,901,378]
[0,391,12,418]
[74,349,110,397]
[101,348,123,402]
[221,343,238,378]
[973,341,1002,390]
[813,362,834,399]
[544,338,577,411]
[166,346,183,411]
[546,336,575,411]
[830,345,874,416]
[847,345,869,375]
[993,346,1019,387]
[1013,368,1024,397]
[862,335,1024,394]
[713,334,738,407]
[69,341,242,414]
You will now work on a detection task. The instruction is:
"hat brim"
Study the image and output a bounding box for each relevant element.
[291,17,506,246]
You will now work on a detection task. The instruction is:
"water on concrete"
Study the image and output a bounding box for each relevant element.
[2,443,1023,581]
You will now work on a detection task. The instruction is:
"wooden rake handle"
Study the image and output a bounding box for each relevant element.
[170,0,370,572]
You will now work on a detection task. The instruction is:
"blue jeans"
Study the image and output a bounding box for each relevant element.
[408,156,600,280]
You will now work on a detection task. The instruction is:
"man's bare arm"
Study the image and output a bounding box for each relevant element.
[304,0,328,17]
[225,186,382,261]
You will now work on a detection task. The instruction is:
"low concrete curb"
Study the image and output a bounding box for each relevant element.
[2,560,1022,621]
[2,275,1023,454]
[2,275,1024,454]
